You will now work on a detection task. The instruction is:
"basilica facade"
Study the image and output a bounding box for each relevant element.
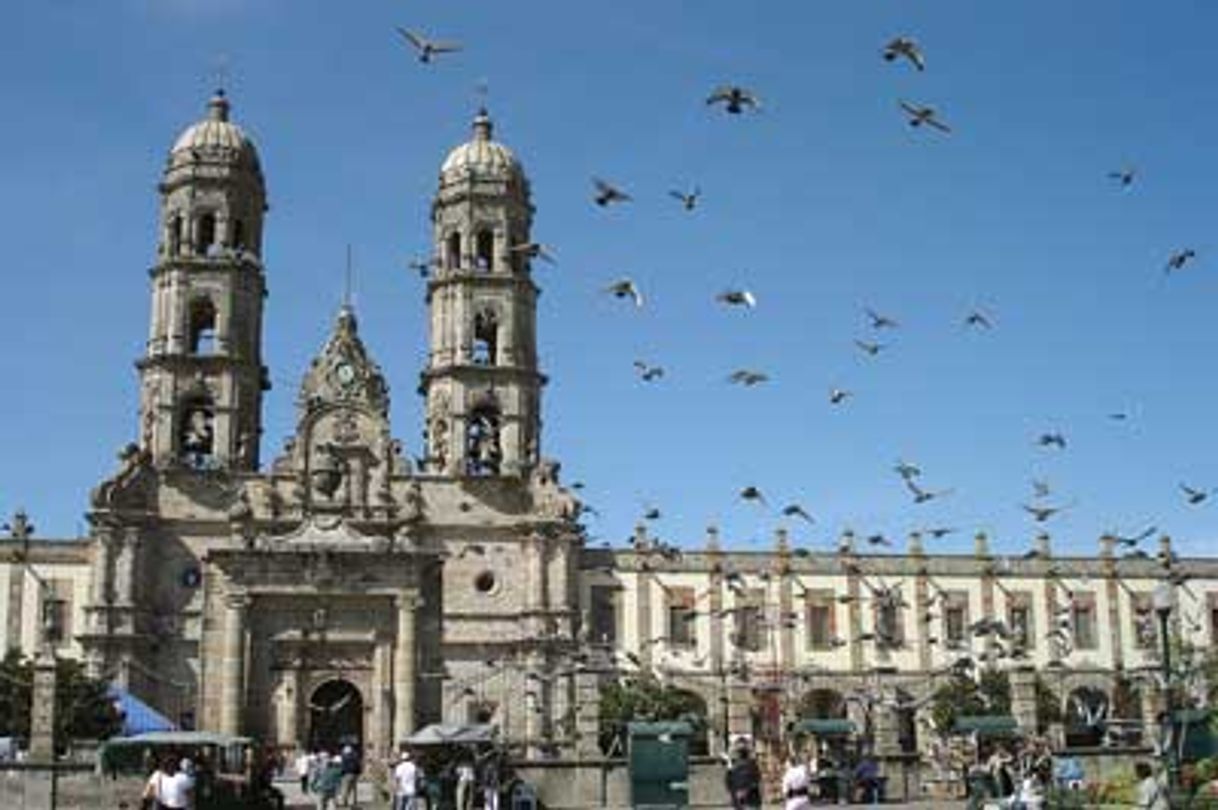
[2,91,1217,768]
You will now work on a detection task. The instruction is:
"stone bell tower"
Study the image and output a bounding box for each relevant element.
[137,90,269,472]
[420,109,544,477]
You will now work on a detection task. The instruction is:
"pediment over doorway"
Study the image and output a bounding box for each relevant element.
[261,515,388,551]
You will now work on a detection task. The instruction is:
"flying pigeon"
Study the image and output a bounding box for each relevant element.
[706,85,761,114]
[716,290,757,308]
[592,178,632,207]
[899,101,951,133]
[395,28,462,63]
[669,187,701,210]
[728,369,769,386]
[604,278,644,307]
[882,37,925,71]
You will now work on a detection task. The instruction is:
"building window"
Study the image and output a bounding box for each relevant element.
[735,589,766,653]
[230,218,245,250]
[465,404,501,476]
[589,585,618,645]
[875,591,904,648]
[475,229,494,271]
[179,400,216,469]
[188,297,218,355]
[196,212,216,255]
[1072,594,1098,650]
[446,232,462,270]
[667,587,696,648]
[472,309,498,366]
[168,214,183,256]
[1131,593,1156,650]
[944,592,969,649]
[804,590,835,650]
[1008,593,1033,650]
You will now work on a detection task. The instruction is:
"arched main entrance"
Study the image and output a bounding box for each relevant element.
[308,679,364,754]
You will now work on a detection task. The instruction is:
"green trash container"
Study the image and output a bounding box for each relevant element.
[627,721,692,809]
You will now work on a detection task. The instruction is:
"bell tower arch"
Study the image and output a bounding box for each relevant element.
[421,109,544,477]
[138,90,269,471]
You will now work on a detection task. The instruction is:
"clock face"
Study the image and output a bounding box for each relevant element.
[335,361,356,387]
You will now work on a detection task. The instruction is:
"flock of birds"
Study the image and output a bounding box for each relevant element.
[391,26,1212,567]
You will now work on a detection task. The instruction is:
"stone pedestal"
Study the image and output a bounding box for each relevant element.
[29,651,57,762]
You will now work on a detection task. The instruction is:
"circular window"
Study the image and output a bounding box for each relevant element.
[474,570,497,594]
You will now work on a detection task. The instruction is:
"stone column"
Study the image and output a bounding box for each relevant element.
[29,651,57,762]
[393,592,417,746]
[372,641,390,757]
[115,527,141,608]
[1010,665,1038,736]
[635,537,654,669]
[219,592,249,736]
[873,703,901,757]
[279,666,300,751]
[574,668,602,759]
[910,534,931,672]
[1101,535,1123,669]
[775,529,795,671]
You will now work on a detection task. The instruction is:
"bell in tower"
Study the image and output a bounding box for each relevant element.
[138,90,269,472]
[421,109,545,478]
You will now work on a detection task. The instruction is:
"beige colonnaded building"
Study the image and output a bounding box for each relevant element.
[2,90,1216,775]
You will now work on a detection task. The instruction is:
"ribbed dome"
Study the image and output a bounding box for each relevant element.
[169,91,260,166]
[440,109,522,178]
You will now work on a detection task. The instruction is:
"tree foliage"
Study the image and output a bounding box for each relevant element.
[598,676,708,756]
[930,670,1012,735]
[1034,676,1062,732]
[0,651,121,743]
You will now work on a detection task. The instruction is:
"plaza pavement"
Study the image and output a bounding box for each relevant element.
[276,776,968,810]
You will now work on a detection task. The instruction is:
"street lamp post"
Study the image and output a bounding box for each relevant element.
[1152,581,1177,794]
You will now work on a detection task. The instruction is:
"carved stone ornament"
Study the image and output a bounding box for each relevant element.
[258,514,389,552]
[296,306,390,419]
[90,442,156,510]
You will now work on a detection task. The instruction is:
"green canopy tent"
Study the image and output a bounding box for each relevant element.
[792,719,857,737]
[952,715,1019,738]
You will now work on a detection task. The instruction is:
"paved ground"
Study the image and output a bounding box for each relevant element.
[276,777,968,810]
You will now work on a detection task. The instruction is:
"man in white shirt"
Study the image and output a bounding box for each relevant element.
[392,751,420,810]
[145,757,194,810]
[296,749,313,795]
[781,756,812,810]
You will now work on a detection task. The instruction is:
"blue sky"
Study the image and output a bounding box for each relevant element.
[2,0,1217,558]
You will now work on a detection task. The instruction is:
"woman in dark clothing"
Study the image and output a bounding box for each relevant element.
[725,747,762,810]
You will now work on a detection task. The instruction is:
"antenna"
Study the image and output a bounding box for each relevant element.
[211,52,232,93]
[343,244,354,310]
[474,77,490,108]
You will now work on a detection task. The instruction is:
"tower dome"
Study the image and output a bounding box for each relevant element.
[167,90,261,173]
[439,108,523,181]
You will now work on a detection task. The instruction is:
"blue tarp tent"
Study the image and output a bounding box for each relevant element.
[107,685,176,736]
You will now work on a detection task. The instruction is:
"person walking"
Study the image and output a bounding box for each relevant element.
[296,748,313,795]
[479,752,502,810]
[455,758,475,810]
[392,751,420,810]
[725,746,762,810]
[143,756,193,810]
[1135,761,1170,810]
[310,754,344,810]
[780,755,812,810]
[339,745,362,808]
